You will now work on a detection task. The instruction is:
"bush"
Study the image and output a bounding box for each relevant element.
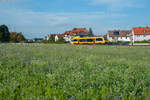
[107,41,130,45]
[41,38,65,44]
[134,40,150,43]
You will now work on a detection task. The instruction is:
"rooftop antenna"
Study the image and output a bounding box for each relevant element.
[14,26,16,32]
[8,24,11,32]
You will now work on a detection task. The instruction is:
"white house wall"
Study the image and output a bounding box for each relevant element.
[132,30,135,42]
[63,36,72,42]
[55,36,59,42]
[118,37,130,41]
[64,36,80,43]
[134,35,150,41]
[108,37,131,42]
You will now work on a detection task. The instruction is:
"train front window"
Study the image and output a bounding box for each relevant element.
[72,39,77,41]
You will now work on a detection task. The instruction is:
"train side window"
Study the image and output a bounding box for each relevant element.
[87,39,94,42]
[80,39,86,42]
[96,38,103,41]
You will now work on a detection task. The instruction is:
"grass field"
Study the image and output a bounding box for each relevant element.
[0,44,150,100]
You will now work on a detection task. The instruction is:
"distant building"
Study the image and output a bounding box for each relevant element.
[33,38,43,42]
[44,34,51,40]
[107,30,132,42]
[44,28,89,42]
[44,34,56,40]
[55,34,64,42]
[132,27,150,41]
[26,39,34,43]
[72,28,89,37]
[63,31,76,42]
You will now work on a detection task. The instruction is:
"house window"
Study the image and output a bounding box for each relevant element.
[121,37,122,39]
[113,31,119,35]
[143,30,147,33]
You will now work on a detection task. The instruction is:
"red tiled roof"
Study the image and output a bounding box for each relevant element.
[133,27,150,35]
[64,31,76,36]
[72,28,89,33]
[56,34,64,38]
[108,30,132,37]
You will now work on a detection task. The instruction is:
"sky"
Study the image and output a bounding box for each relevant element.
[0,0,150,39]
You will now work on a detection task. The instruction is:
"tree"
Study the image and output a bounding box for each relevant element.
[10,32,26,43]
[0,25,10,42]
[48,35,55,42]
[57,37,65,43]
[88,28,94,37]
[53,37,65,44]
[10,32,18,42]
[0,31,3,42]
[17,32,25,42]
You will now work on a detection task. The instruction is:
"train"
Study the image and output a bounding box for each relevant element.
[71,37,109,45]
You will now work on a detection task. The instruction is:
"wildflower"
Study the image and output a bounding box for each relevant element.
[141,80,145,83]
[20,92,24,96]
[54,96,56,100]
[115,96,119,100]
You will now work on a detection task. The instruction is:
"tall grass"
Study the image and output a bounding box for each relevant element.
[0,44,150,100]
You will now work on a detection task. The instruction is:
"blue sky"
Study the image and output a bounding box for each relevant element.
[0,0,150,39]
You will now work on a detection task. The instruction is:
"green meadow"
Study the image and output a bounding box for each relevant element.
[0,44,150,100]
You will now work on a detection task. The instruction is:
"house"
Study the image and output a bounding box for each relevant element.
[72,28,89,33]
[33,38,43,42]
[62,28,89,42]
[132,27,150,41]
[44,28,89,42]
[107,30,132,42]
[55,34,64,42]
[26,39,34,43]
[72,28,89,37]
[63,31,76,42]
[44,34,57,40]
[44,34,51,40]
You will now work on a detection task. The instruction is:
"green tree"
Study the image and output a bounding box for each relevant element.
[10,32,18,42]
[88,27,94,37]
[17,32,25,42]
[55,38,65,44]
[0,31,3,42]
[48,35,55,42]
[0,25,10,42]
[10,32,26,43]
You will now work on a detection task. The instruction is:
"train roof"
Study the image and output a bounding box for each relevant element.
[73,36,104,40]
